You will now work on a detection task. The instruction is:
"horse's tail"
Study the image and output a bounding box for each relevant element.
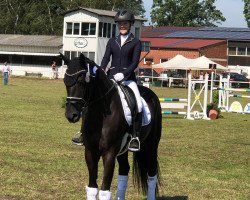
[133,89,162,195]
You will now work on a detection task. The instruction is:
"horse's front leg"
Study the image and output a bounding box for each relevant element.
[98,150,117,200]
[85,148,100,200]
[116,151,130,200]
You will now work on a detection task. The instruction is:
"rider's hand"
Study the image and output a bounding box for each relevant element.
[114,73,124,82]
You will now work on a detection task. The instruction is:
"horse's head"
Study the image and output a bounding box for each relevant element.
[61,53,97,123]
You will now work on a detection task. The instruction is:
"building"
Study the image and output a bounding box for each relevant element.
[0,8,145,78]
[63,7,146,65]
[140,27,250,76]
[0,34,62,77]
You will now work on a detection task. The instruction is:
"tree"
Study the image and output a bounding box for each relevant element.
[243,0,250,27]
[0,0,145,35]
[151,0,225,27]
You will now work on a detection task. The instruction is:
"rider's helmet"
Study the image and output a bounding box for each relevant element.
[114,9,135,24]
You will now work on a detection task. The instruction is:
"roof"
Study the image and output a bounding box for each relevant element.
[141,26,199,38]
[162,27,250,40]
[141,38,225,49]
[0,34,62,47]
[152,55,227,70]
[64,7,146,21]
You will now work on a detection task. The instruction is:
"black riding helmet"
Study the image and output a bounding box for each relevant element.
[114,9,135,24]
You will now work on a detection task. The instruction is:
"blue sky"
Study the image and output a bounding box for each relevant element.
[143,0,248,28]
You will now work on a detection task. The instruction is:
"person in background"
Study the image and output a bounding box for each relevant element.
[51,61,58,79]
[2,61,10,85]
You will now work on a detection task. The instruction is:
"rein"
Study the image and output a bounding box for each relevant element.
[65,69,117,110]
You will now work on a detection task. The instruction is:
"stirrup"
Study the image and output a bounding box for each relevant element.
[128,137,140,152]
[72,131,84,146]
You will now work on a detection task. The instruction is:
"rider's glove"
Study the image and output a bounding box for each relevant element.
[114,73,124,82]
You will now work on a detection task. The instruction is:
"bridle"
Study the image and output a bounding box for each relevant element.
[65,68,116,112]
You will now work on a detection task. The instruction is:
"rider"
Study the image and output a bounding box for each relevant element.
[72,9,142,152]
[100,9,143,152]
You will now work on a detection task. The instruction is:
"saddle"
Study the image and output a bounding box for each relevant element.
[115,83,152,155]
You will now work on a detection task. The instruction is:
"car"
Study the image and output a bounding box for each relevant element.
[137,68,159,83]
[222,73,249,88]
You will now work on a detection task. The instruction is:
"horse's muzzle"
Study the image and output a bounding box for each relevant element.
[65,102,81,123]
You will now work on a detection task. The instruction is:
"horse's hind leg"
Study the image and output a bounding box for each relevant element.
[116,152,130,200]
[146,139,160,200]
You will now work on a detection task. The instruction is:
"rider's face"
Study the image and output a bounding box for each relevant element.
[117,21,131,35]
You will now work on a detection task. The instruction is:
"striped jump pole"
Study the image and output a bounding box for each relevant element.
[159,98,188,102]
[216,88,250,93]
[229,94,250,98]
[162,111,186,115]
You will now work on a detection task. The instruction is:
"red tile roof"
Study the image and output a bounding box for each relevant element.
[141,26,199,38]
[141,38,225,49]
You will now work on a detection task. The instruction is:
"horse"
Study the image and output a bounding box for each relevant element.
[61,53,162,200]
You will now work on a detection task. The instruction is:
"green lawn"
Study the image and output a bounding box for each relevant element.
[0,77,249,200]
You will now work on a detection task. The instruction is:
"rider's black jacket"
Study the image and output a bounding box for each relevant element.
[101,33,142,82]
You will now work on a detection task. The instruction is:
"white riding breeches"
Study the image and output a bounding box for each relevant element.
[122,80,142,113]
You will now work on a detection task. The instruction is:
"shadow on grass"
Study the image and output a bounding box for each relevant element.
[143,196,188,200]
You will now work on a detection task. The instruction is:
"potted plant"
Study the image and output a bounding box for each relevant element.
[207,102,221,119]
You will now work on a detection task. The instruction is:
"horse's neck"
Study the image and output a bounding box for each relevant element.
[88,69,116,108]
[95,68,114,94]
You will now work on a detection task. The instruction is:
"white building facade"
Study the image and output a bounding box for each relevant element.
[63,8,146,65]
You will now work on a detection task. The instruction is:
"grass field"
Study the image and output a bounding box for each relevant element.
[0,76,249,200]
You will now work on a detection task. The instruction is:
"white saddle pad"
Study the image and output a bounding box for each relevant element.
[117,86,151,126]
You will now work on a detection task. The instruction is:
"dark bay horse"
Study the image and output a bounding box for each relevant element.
[61,53,162,200]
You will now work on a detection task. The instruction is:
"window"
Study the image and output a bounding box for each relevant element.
[66,22,73,34]
[144,57,154,64]
[228,47,236,55]
[64,51,70,59]
[89,52,95,60]
[81,23,96,36]
[98,22,113,38]
[247,48,250,55]
[112,24,116,37]
[135,27,140,39]
[237,47,246,55]
[73,23,80,35]
[71,51,78,58]
[90,23,96,35]
[81,23,89,35]
[160,58,169,63]
[107,23,111,38]
[141,41,150,52]
[98,22,103,37]
[103,23,107,37]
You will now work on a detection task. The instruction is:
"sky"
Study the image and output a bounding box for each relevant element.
[143,0,248,28]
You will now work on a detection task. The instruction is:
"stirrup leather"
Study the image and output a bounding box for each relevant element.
[128,137,140,152]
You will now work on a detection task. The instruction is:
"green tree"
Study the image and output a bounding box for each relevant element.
[151,0,225,27]
[0,0,145,35]
[243,0,250,27]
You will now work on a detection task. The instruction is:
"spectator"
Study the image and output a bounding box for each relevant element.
[51,61,58,79]
[2,61,10,85]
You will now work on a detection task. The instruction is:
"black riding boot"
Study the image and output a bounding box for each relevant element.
[72,131,84,146]
[128,112,142,152]
[72,109,87,146]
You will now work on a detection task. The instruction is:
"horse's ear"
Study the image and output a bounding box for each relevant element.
[59,52,70,65]
[79,53,86,61]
